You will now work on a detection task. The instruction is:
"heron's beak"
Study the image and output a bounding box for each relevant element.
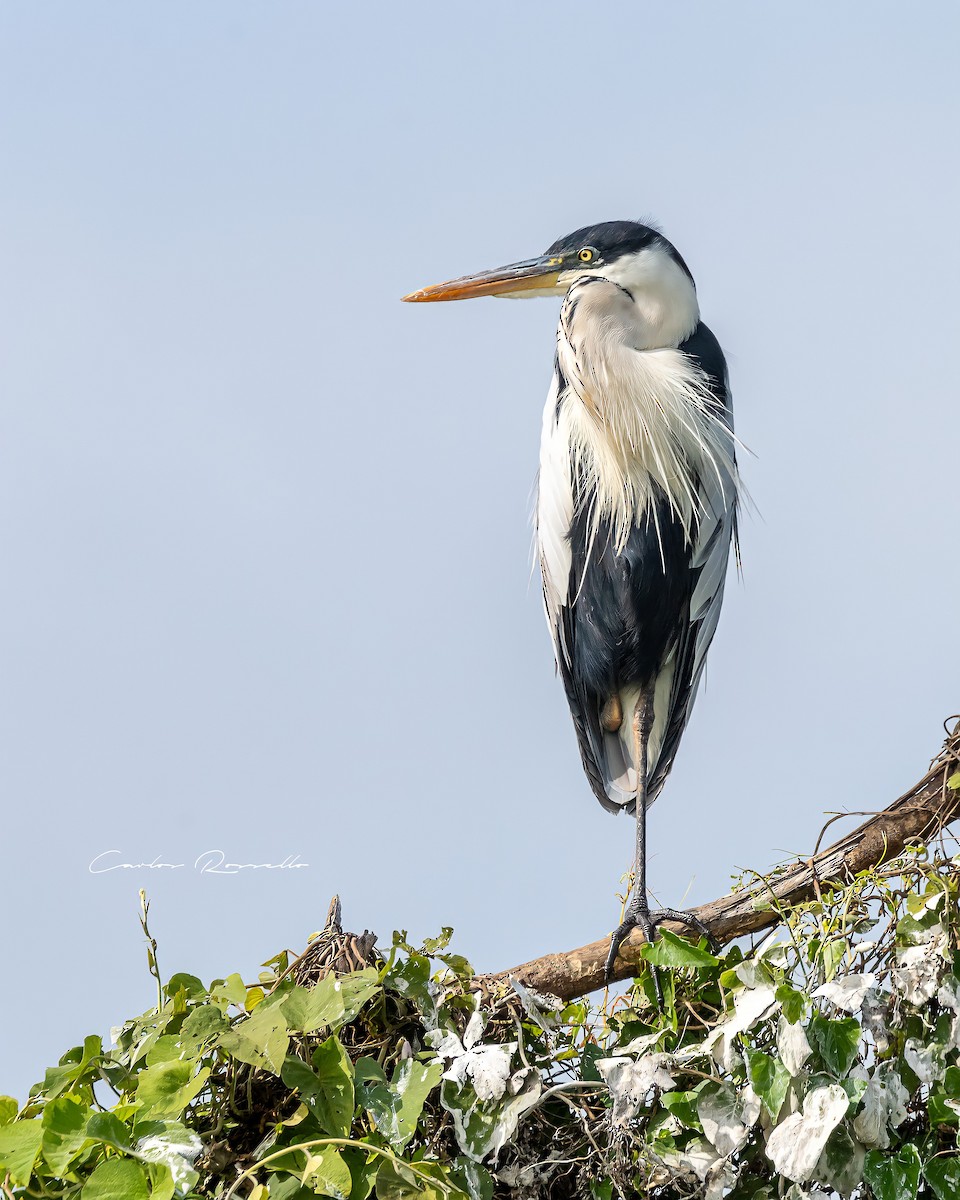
[402,254,565,302]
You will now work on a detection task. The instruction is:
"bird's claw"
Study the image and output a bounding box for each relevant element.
[604,905,664,1005]
[651,907,716,950]
[604,905,715,1007]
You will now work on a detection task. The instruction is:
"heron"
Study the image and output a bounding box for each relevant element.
[403,221,738,984]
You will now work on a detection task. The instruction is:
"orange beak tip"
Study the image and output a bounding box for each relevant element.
[401,258,563,304]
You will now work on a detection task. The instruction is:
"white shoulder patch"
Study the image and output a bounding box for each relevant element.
[536,370,573,659]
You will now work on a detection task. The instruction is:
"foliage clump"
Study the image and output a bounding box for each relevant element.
[5,848,960,1198]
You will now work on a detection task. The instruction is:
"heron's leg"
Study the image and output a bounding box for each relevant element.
[604,686,713,1000]
[605,685,656,984]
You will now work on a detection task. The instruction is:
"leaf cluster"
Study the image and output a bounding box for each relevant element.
[5,852,960,1198]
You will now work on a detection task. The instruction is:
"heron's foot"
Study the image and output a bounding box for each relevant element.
[649,907,716,951]
[604,903,715,1005]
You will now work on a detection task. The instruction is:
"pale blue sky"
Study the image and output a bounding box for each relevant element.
[2,3,958,1100]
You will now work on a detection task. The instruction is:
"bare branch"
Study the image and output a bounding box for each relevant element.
[487,717,960,1001]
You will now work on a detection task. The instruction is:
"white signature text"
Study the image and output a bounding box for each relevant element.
[88,850,309,875]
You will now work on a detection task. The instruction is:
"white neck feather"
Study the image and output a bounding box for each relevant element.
[556,276,735,553]
[590,243,700,349]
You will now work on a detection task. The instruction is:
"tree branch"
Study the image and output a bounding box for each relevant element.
[487,717,960,1001]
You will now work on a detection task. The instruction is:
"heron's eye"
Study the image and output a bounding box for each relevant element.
[578,247,597,263]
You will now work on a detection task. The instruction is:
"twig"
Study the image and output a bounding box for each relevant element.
[138,890,162,1012]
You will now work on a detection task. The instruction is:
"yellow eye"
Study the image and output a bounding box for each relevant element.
[578,247,595,263]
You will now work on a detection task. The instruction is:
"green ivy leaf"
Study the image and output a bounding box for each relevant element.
[144,1162,176,1200]
[281,1039,356,1139]
[719,967,742,991]
[947,772,960,791]
[776,983,806,1025]
[337,969,381,1025]
[281,969,380,1036]
[815,1124,865,1197]
[743,1048,791,1119]
[302,1145,352,1199]
[0,1119,43,1187]
[281,977,344,1033]
[127,1009,175,1067]
[819,937,846,983]
[422,928,454,953]
[638,928,718,969]
[660,1090,702,1129]
[163,973,205,1001]
[145,1034,187,1066]
[41,1095,91,1174]
[942,1066,960,1099]
[438,953,475,980]
[929,1088,959,1126]
[179,1004,229,1046]
[864,1145,922,1200]
[42,1034,103,1099]
[450,1157,494,1200]
[896,909,942,946]
[218,1006,289,1074]
[0,1097,18,1127]
[344,1148,380,1200]
[906,890,942,916]
[135,1059,210,1117]
[362,1060,443,1151]
[924,1156,960,1200]
[580,1044,605,1084]
[281,1055,321,1095]
[376,1157,461,1200]
[265,1171,315,1199]
[208,972,248,1012]
[375,1156,425,1199]
[354,1057,387,1087]
[311,1037,357,1137]
[81,1158,150,1199]
[395,1059,444,1148]
[385,953,437,1026]
[420,1160,471,1200]
[807,1015,860,1078]
[85,1110,132,1151]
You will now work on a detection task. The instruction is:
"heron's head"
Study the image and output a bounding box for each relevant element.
[402,220,696,305]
